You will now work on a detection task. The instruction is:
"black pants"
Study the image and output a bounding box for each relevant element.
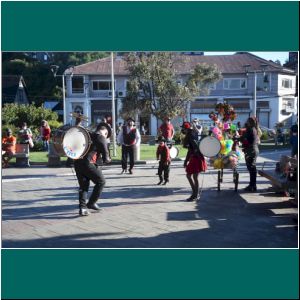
[158,161,170,181]
[74,160,106,208]
[245,147,259,187]
[121,145,134,170]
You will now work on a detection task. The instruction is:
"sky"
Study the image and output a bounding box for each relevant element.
[204,52,290,64]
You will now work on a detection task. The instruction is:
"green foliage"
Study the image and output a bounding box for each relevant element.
[2,52,110,105]
[122,52,222,121]
[2,103,58,131]
[48,120,63,131]
[260,131,269,141]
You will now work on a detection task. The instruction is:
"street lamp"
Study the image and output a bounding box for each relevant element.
[51,65,74,124]
[244,64,268,117]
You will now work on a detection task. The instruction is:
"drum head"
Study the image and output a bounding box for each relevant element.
[199,136,221,157]
[63,127,90,159]
[170,146,179,159]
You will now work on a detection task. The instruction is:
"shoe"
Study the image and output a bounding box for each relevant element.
[87,202,102,211]
[129,169,133,174]
[244,185,257,192]
[157,180,163,185]
[162,180,169,185]
[121,169,127,174]
[186,195,197,202]
[79,208,90,216]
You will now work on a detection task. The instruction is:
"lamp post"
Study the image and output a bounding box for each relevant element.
[244,64,268,117]
[51,65,74,124]
[111,52,117,157]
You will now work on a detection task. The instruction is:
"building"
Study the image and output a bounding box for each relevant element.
[2,75,30,105]
[64,52,297,134]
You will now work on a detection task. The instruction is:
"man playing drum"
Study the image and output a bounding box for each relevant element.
[74,122,111,216]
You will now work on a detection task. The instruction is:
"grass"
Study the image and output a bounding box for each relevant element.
[9,144,188,164]
[9,142,288,164]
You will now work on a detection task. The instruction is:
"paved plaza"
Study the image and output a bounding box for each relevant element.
[1,149,298,248]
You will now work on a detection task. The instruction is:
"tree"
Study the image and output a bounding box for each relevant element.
[2,103,59,133]
[2,52,110,106]
[121,52,222,120]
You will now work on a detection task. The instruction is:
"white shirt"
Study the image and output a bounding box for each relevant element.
[117,126,141,146]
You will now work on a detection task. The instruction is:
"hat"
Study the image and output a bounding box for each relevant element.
[181,121,191,129]
[127,117,135,123]
[157,136,166,143]
[96,122,112,138]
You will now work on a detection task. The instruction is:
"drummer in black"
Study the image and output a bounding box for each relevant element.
[74,122,111,216]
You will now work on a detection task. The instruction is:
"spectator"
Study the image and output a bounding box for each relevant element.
[241,117,260,192]
[18,122,34,148]
[191,118,202,141]
[141,123,147,135]
[158,117,174,142]
[290,121,298,158]
[2,128,16,168]
[40,120,51,151]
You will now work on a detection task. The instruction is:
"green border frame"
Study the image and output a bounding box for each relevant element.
[1,1,299,299]
[1,1,299,51]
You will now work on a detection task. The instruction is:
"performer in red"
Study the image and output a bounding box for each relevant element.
[182,122,207,201]
[156,136,171,185]
[158,117,175,142]
[117,117,141,174]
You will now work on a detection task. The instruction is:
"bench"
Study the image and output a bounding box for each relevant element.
[258,155,297,196]
[14,144,30,167]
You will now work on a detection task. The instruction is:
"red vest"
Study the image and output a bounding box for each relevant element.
[123,126,137,145]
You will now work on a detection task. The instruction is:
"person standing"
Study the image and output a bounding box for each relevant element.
[191,118,202,141]
[40,120,51,151]
[74,122,111,216]
[117,117,141,174]
[156,137,171,185]
[2,128,16,168]
[241,116,260,192]
[181,122,207,201]
[158,117,174,142]
[290,121,298,158]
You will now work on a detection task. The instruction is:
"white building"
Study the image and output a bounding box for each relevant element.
[64,52,298,134]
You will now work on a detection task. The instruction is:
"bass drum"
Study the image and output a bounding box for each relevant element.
[52,125,92,159]
[199,136,221,158]
[169,145,179,159]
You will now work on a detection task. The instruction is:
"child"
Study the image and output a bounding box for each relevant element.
[156,137,171,185]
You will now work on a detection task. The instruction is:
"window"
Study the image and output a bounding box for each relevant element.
[281,79,293,89]
[92,81,114,91]
[72,76,84,94]
[257,101,269,108]
[223,78,247,89]
[256,74,269,91]
[282,98,294,110]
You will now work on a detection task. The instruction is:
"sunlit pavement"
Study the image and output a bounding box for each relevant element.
[1,149,298,248]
